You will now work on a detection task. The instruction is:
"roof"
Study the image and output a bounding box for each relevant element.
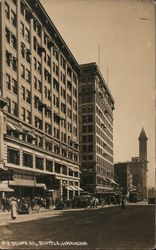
[80,62,115,104]
[25,0,80,75]
[138,128,148,140]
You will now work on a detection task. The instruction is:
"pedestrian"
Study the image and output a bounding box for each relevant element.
[10,198,18,220]
[2,196,6,212]
[121,196,126,209]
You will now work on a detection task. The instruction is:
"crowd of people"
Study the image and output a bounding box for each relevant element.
[1,193,126,220]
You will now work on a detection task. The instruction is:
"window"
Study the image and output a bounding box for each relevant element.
[88,135,93,142]
[45,141,52,151]
[5,28,10,43]
[12,79,17,95]
[26,69,31,83]
[82,115,88,123]
[82,125,87,133]
[36,157,44,170]
[38,80,42,93]
[7,148,20,165]
[34,57,37,70]
[21,42,25,58]
[44,86,47,98]
[20,22,24,36]
[22,107,25,121]
[38,62,41,74]
[11,10,17,27]
[37,24,41,37]
[6,98,11,113]
[11,34,17,50]
[82,136,87,143]
[26,90,31,104]
[20,1,25,15]
[88,115,93,122]
[21,86,25,100]
[12,101,18,116]
[12,0,17,5]
[48,90,51,101]
[23,152,33,168]
[88,145,93,152]
[46,159,53,172]
[12,57,17,71]
[56,65,59,76]
[33,36,37,51]
[88,155,93,160]
[47,55,51,67]
[34,76,37,89]
[62,165,67,174]
[25,28,30,43]
[26,110,31,124]
[55,162,61,173]
[67,66,71,77]
[6,74,11,90]
[21,65,25,79]
[67,81,72,91]
[26,49,31,63]
[6,51,12,67]
[88,125,93,132]
[5,2,10,19]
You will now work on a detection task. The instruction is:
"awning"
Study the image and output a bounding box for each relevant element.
[105,177,111,183]
[110,179,118,185]
[103,177,108,182]
[7,122,22,133]
[65,185,73,191]
[74,168,81,173]
[0,184,14,192]
[69,185,78,191]
[75,186,83,191]
[27,131,36,140]
[69,166,74,172]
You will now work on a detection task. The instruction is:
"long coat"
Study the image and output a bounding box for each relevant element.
[10,200,17,219]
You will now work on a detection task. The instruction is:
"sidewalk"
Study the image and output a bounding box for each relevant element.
[0,204,117,226]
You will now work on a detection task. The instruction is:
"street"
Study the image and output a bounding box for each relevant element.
[0,204,155,250]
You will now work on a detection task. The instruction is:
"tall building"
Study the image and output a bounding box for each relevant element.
[114,128,148,200]
[79,63,115,196]
[0,0,81,207]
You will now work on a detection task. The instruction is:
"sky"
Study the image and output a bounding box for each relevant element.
[40,0,155,187]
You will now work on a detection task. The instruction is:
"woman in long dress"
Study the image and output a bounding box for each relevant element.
[10,198,18,220]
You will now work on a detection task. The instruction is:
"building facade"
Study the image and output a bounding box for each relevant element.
[0,0,81,206]
[79,63,115,196]
[114,128,148,200]
[114,162,134,196]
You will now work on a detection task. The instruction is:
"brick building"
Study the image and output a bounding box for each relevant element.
[0,0,81,207]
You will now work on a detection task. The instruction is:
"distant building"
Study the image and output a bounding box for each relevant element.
[114,128,148,200]
[114,162,134,195]
[79,62,115,195]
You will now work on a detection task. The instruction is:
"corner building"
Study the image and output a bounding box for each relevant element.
[0,0,81,202]
[79,63,115,196]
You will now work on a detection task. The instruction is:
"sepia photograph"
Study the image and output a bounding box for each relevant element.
[0,0,155,249]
